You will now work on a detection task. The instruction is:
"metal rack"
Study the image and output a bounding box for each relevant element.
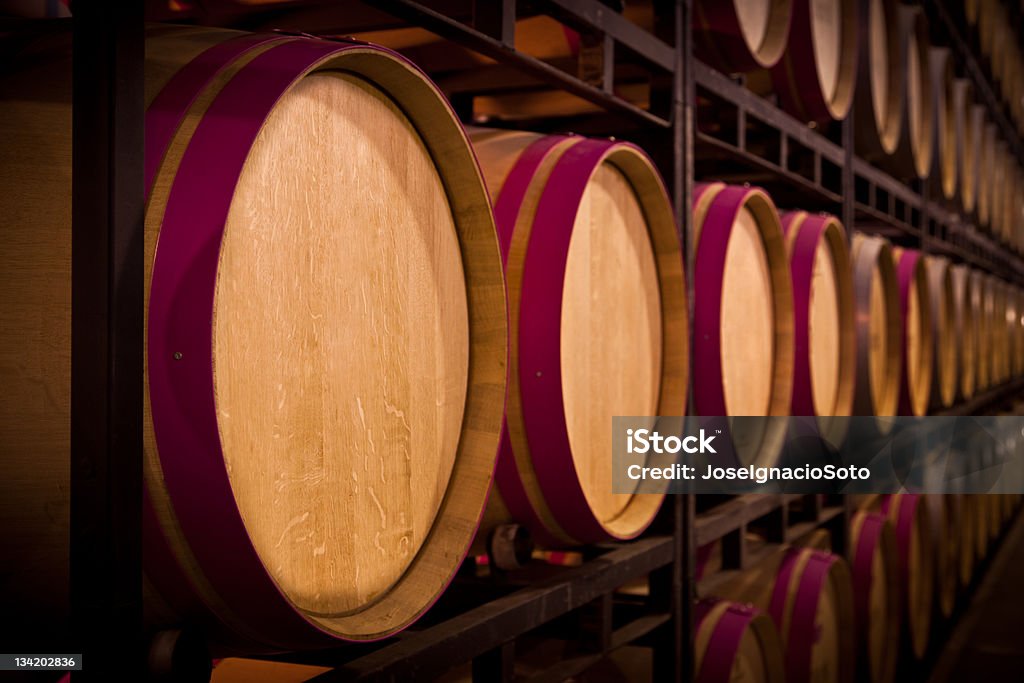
[70,0,1024,679]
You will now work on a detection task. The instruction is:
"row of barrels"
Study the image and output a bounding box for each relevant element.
[0,25,1020,656]
[345,0,1024,250]
[965,0,1024,137]
[695,491,1023,683]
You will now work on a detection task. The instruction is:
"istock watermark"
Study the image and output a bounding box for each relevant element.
[612,415,1024,495]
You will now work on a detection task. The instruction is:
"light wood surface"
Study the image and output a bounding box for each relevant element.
[737,0,773,55]
[852,234,900,418]
[933,48,958,201]
[905,21,933,179]
[215,71,468,615]
[809,237,842,415]
[722,205,775,416]
[950,265,977,400]
[562,162,662,524]
[901,253,934,417]
[811,0,842,103]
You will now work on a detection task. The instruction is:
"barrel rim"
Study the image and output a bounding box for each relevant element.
[851,234,901,418]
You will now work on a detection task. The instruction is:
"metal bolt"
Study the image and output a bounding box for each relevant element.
[173,352,183,360]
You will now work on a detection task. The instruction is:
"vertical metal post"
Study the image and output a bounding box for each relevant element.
[841,115,855,237]
[71,3,145,679]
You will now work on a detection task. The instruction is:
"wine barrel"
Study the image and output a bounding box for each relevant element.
[930,47,958,202]
[855,0,903,158]
[847,511,900,683]
[893,248,933,417]
[896,7,934,180]
[1013,287,1024,376]
[719,546,855,683]
[925,257,957,410]
[955,80,979,213]
[957,494,979,587]
[987,276,1009,384]
[976,111,994,228]
[950,265,978,400]
[694,0,793,72]
[768,0,858,122]
[692,183,793,464]
[925,495,959,618]
[779,212,855,434]
[979,0,1001,60]
[877,494,934,659]
[992,141,1009,243]
[971,269,993,390]
[469,128,688,546]
[0,28,508,649]
[695,598,787,683]
[1003,283,1019,379]
[851,234,901,417]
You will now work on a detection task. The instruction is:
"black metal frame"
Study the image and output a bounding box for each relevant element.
[70,3,145,680]
[69,0,1024,680]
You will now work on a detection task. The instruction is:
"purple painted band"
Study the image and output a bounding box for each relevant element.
[519,137,620,544]
[693,184,753,417]
[491,133,574,548]
[148,38,355,648]
[771,0,828,122]
[144,33,286,195]
[781,212,827,416]
[769,549,835,683]
[143,31,296,646]
[696,599,759,683]
[851,513,884,649]
[881,494,918,583]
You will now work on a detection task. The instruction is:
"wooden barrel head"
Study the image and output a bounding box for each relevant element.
[955,80,979,212]
[780,211,855,430]
[977,111,993,228]
[852,234,900,417]
[736,0,772,54]
[881,494,933,660]
[903,9,933,179]
[722,204,775,416]
[770,0,857,121]
[894,249,933,417]
[951,265,977,400]
[215,69,469,616]
[562,158,663,527]
[931,48,958,201]
[925,257,957,409]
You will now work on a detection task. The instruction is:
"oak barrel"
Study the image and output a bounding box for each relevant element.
[469,128,688,546]
[780,211,855,435]
[878,494,934,659]
[972,269,993,390]
[693,183,794,465]
[718,546,856,683]
[925,495,959,618]
[0,28,508,647]
[847,511,900,683]
[894,6,933,179]
[851,234,901,417]
[893,248,933,416]
[924,257,957,410]
[854,0,903,158]
[695,598,787,683]
[930,47,958,202]
[976,114,994,229]
[769,0,858,122]
[954,79,979,213]
[950,265,978,400]
[694,0,793,72]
